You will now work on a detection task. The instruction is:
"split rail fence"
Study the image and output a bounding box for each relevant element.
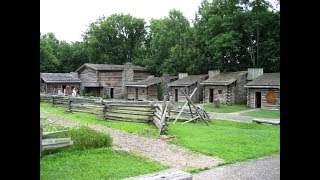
[40,94,170,134]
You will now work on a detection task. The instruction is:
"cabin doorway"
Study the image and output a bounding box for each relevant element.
[175,89,178,102]
[255,92,261,108]
[135,88,138,100]
[110,88,114,98]
[62,85,66,92]
[209,89,214,103]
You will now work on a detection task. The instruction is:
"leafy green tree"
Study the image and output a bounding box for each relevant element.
[83,14,146,65]
[145,9,190,76]
[40,33,60,72]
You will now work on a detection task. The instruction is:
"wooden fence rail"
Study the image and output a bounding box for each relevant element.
[40,94,169,134]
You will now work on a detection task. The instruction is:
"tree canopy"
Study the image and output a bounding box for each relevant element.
[40,0,279,75]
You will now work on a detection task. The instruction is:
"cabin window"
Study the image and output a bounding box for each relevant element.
[142,90,145,93]
[218,90,222,94]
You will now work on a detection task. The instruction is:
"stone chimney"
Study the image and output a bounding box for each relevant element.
[247,68,263,80]
[178,73,188,79]
[208,70,220,78]
[122,62,134,98]
[70,72,79,78]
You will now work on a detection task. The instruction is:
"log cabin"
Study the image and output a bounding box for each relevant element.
[40,73,81,95]
[201,70,248,105]
[245,73,280,110]
[168,74,208,103]
[75,62,150,98]
[126,76,178,101]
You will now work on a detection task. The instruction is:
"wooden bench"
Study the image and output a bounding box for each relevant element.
[123,168,192,180]
[252,119,280,125]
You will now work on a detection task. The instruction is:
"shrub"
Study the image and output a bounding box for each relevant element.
[67,126,112,150]
[81,92,95,97]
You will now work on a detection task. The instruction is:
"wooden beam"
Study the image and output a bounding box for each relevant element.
[181,89,209,126]
[182,116,200,124]
[42,130,69,138]
[252,119,280,125]
[173,87,198,124]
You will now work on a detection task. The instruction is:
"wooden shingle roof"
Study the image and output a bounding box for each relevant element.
[245,73,280,88]
[76,63,147,72]
[41,73,81,83]
[201,71,247,86]
[126,76,178,87]
[169,75,208,87]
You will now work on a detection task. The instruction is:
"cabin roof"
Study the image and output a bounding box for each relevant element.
[76,63,147,72]
[201,71,247,86]
[245,73,280,88]
[126,76,178,87]
[169,75,208,87]
[41,73,81,83]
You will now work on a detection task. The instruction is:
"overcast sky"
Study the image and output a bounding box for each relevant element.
[40,0,278,43]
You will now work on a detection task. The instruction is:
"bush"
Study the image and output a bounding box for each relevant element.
[81,92,95,97]
[67,126,112,150]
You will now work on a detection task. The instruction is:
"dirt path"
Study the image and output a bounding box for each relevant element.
[40,112,224,170]
[208,109,280,123]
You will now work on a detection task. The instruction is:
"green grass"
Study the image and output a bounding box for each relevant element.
[241,109,280,119]
[41,102,280,165]
[168,120,280,164]
[40,119,167,179]
[172,102,249,113]
[41,148,168,179]
[40,102,158,137]
[202,103,249,113]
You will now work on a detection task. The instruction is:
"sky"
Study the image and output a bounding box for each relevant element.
[40,0,279,43]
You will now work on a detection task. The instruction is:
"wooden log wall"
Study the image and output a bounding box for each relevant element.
[133,71,150,82]
[248,88,280,110]
[203,85,228,104]
[148,84,158,100]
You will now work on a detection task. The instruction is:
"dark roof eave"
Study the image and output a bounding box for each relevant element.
[245,85,280,89]
[44,81,81,83]
[126,85,148,87]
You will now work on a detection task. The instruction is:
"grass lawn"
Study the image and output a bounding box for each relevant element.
[41,148,167,179]
[41,102,280,165]
[168,120,280,164]
[40,102,158,137]
[240,109,280,119]
[202,103,249,113]
[40,118,167,179]
[173,102,249,113]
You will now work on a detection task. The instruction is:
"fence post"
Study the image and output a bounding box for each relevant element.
[103,105,108,119]
[68,98,72,112]
[40,125,43,156]
[52,96,55,107]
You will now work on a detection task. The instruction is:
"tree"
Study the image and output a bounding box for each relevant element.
[192,0,279,73]
[145,9,191,76]
[83,14,146,65]
[40,33,60,72]
[40,37,59,72]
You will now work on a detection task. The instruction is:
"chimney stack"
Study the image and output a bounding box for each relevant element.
[208,70,220,78]
[247,68,263,80]
[178,73,188,79]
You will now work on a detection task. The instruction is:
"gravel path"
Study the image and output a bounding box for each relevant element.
[208,109,280,123]
[193,155,280,180]
[40,112,224,170]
